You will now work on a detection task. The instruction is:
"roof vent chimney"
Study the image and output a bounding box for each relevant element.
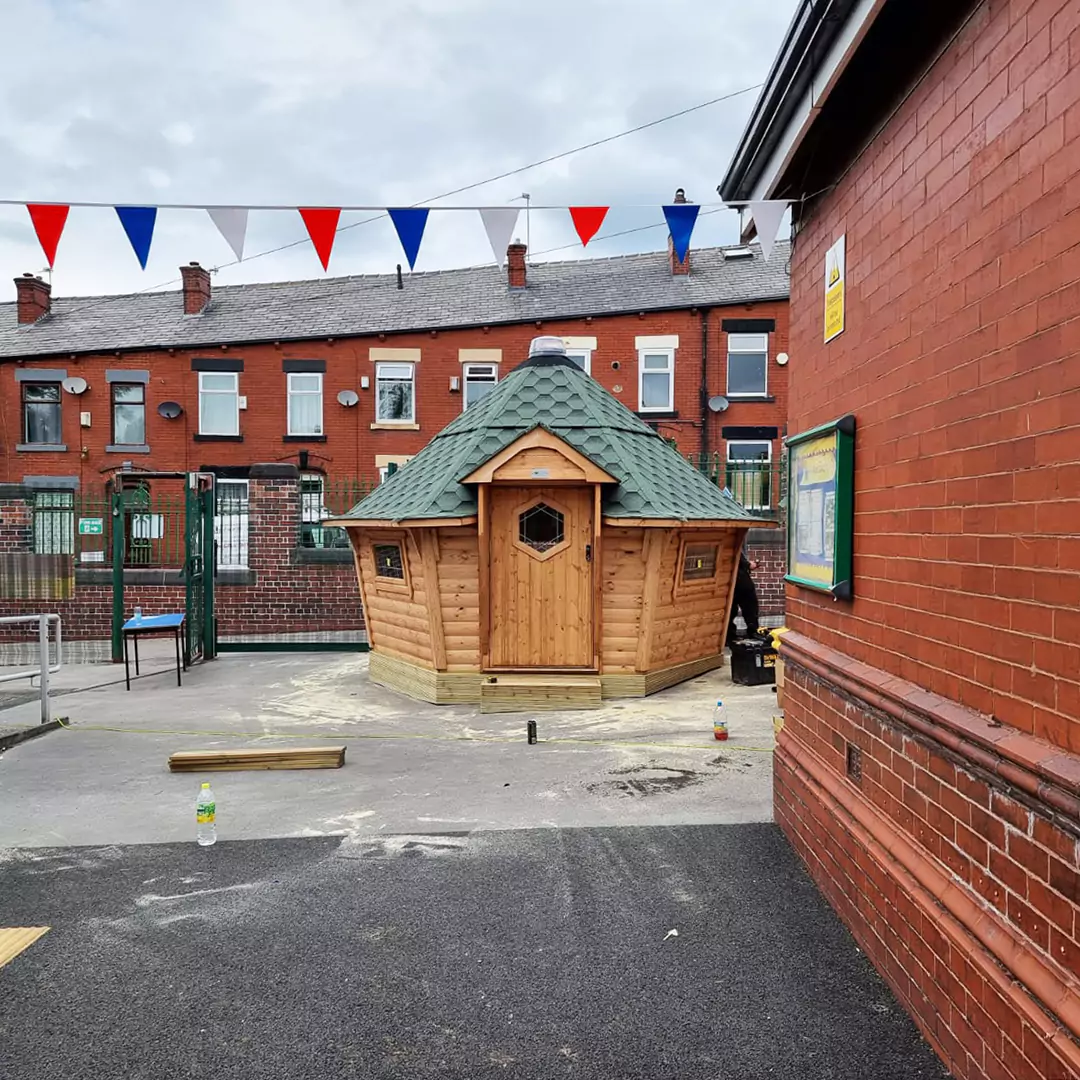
[180,261,211,315]
[507,239,527,289]
[14,273,51,325]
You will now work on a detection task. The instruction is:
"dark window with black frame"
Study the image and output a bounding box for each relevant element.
[373,543,405,579]
[111,383,146,445]
[518,503,565,552]
[22,382,61,444]
[682,543,719,582]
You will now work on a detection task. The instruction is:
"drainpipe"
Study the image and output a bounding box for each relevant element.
[700,307,712,469]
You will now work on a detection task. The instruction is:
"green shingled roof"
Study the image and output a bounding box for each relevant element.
[341,358,767,524]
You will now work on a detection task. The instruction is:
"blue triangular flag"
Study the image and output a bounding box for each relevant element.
[115,206,157,269]
[388,208,429,270]
[662,203,700,263]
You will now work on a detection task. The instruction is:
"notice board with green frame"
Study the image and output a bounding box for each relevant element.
[785,414,855,599]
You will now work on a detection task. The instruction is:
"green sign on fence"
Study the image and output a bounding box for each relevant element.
[78,517,104,535]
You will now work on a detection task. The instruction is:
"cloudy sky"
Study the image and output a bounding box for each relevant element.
[0,0,798,300]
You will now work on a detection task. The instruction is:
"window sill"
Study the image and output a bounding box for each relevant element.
[16,443,67,453]
[635,411,678,421]
[283,434,328,443]
[370,422,420,431]
[105,444,150,454]
[194,433,244,442]
[725,395,776,403]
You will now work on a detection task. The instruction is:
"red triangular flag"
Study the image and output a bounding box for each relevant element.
[27,204,70,268]
[569,206,609,247]
[298,207,341,271]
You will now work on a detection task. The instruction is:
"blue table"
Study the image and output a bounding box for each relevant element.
[122,613,186,691]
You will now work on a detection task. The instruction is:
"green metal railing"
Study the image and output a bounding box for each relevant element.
[30,486,188,568]
[299,478,376,549]
[686,455,787,517]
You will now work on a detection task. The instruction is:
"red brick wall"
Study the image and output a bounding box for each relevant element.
[776,1,1080,1077]
[0,474,363,643]
[0,302,788,487]
[747,533,786,621]
[778,637,1080,1080]
[787,0,1080,753]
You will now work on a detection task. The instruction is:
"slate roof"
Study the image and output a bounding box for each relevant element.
[0,243,789,360]
[340,356,768,524]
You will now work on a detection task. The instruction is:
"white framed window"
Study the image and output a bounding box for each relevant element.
[463,363,498,409]
[375,363,415,423]
[637,349,674,411]
[562,336,596,376]
[727,334,769,397]
[564,350,592,374]
[287,372,323,435]
[214,479,249,568]
[199,372,239,436]
[726,441,773,511]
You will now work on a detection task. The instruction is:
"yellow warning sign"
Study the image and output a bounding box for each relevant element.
[824,234,846,343]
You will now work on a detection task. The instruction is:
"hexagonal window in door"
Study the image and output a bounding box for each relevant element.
[519,502,564,552]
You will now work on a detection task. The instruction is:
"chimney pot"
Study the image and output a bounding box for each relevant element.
[14,273,51,324]
[668,187,691,275]
[180,261,212,315]
[507,240,527,289]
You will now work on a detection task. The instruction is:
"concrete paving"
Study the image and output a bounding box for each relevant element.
[0,829,948,1080]
[0,653,778,847]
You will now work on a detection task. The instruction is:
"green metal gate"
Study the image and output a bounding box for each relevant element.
[110,471,216,665]
[185,475,216,664]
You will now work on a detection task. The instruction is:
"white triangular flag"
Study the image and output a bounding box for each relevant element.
[479,207,520,267]
[748,200,788,263]
[207,207,249,262]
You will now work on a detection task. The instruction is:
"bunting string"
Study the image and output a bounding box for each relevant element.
[11,198,792,273]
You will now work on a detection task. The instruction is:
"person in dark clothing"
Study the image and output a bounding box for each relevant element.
[727,550,761,647]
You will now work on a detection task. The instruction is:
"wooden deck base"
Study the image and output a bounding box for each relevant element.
[368,650,725,707]
[600,653,726,697]
[480,674,602,713]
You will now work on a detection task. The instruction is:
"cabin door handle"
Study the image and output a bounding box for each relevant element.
[585,543,592,562]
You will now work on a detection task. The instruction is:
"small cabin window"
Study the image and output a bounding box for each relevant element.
[682,543,718,581]
[519,503,564,552]
[373,543,405,580]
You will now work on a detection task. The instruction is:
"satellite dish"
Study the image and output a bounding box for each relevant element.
[157,401,183,419]
[707,395,730,413]
[62,376,88,395]
[337,389,360,407]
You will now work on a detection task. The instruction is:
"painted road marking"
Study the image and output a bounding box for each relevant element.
[0,927,50,969]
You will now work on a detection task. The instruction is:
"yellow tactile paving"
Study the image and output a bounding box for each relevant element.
[0,927,50,969]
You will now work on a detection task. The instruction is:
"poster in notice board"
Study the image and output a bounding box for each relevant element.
[785,414,855,599]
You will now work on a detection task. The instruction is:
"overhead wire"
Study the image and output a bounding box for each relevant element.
[26,81,764,317]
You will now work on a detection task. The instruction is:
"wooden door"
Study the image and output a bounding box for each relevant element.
[486,485,594,669]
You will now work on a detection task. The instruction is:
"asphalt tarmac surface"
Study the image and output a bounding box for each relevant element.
[1,825,949,1079]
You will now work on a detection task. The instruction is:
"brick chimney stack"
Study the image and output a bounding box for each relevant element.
[180,261,211,314]
[668,187,691,276]
[14,273,51,324]
[507,240,527,289]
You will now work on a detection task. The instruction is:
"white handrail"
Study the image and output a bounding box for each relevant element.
[0,614,63,724]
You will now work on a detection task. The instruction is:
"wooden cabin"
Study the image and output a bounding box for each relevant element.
[329,338,772,711]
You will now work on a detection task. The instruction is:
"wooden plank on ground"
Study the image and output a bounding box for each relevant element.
[0,927,49,969]
[168,746,345,772]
